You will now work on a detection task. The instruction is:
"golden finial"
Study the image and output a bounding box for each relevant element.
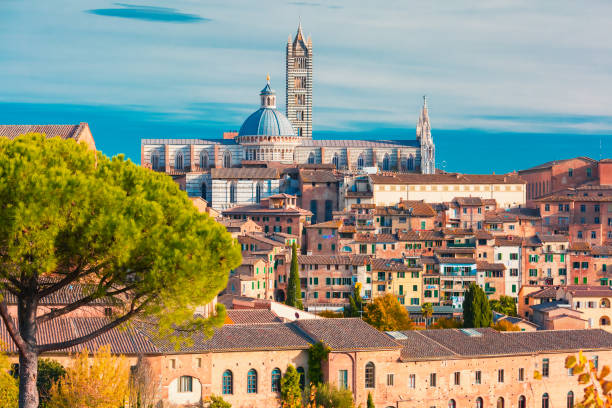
[266,74,270,82]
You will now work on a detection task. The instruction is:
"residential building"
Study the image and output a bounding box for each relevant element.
[370,258,423,305]
[0,123,96,150]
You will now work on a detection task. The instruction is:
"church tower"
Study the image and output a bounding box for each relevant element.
[417,96,435,174]
[286,23,313,139]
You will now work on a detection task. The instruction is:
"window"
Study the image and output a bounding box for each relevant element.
[332,153,339,169]
[357,154,365,169]
[430,373,437,387]
[307,152,315,164]
[454,371,460,385]
[475,370,481,384]
[178,376,193,393]
[229,182,237,203]
[222,370,233,394]
[497,397,505,408]
[201,182,207,200]
[594,355,598,369]
[567,391,574,408]
[542,393,549,408]
[382,154,390,171]
[151,153,160,170]
[510,253,518,260]
[271,368,281,392]
[338,370,348,389]
[387,373,395,386]
[297,367,305,390]
[591,231,597,239]
[449,400,456,408]
[518,396,526,408]
[519,367,524,381]
[542,359,549,377]
[223,151,232,168]
[476,397,483,408]
[247,369,258,393]
[580,204,586,212]
[200,151,208,168]
[498,369,504,383]
[174,152,184,170]
[365,362,375,388]
[569,168,573,177]
[408,374,415,388]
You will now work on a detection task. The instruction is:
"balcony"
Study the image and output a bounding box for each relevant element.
[484,286,496,294]
[447,243,476,248]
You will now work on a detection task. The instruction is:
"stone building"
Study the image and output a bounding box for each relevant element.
[0,123,96,150]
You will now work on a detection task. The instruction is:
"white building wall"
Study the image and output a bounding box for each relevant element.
[211,179,281,210]
[493,245,522,300]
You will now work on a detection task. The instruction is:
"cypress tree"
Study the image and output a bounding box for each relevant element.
[462,283,492,328]
[285,242,303,309]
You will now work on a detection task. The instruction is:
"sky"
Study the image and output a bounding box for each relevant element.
[1,0,610,173]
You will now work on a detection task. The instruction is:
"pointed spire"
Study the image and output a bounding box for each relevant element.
[296,20,303,41]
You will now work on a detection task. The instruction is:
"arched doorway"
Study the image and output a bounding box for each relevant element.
[518,396,526,408]
[601,316,611,326]
[168,375,202,405]
[497,397,504,408]
[275,289,286,302]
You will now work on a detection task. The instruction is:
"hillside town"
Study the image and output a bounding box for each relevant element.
[1,21,612,408]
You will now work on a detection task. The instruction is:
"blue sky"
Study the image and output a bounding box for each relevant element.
[1,1,610,172]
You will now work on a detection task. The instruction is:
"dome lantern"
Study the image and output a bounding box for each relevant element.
[260,75,276,109]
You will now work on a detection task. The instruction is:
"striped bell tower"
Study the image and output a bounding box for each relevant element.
[286,23,313,139]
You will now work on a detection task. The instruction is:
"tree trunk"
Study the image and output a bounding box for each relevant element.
[18,296,39,408]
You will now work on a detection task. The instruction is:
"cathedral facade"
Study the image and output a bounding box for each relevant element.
[141,24,435,209]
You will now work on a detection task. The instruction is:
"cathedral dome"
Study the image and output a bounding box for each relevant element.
[238,77,296,137]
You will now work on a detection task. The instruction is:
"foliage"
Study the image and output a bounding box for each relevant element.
[206,395,232,408]
[421,302,434,327]
[308,341,331,385]
[37,359,66,407]
[462,284,492,328]
[280,365,302,408]
[492,319,521,332]
[490,295,518,317]
[47,345,130,408]
[430,317,463,329]
[344,282,363,318]
[0,346,18,408]
[127,358,159,408]
[317,310,344,318]
[565,351,612,407]
[367,392,375,408]
[314,383,355,408]
[0,135,240,406]
[286,242,303,310]
[363,294,414,331]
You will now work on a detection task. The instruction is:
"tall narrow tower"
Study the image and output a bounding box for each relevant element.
[417,96,435,174]
[286,23,313,139]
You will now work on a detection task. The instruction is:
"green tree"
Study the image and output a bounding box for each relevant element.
[462,284,492,328]
[206,395,232,408]
[492,319,521,331]
[344,282,363,318]
[421,302,433,327]
[315,383,355,408]
[285,242,303,309]
[0,135,241,408]
[280,365,302,408]
[37,359,66,408]
[308,341,330,385]
[0,347,18,408]
[363,294,414,331]
[490,295,518,317]
[367,392,375,408]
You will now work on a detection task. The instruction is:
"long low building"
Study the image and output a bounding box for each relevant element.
[369,173,526,208]
[1,316,610,407]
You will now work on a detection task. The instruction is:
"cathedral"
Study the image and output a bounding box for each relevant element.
[141,24,435,209]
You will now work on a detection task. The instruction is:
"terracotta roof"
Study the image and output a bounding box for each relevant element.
[592,246,612,256]
[441,228,474,236]
[397,230,445,241]
[570,242,592,252]
[305,220,342,229]
[223,205,311,216]
[476,261,506,271]
[483,199,497,205]
[226,310,282,324]
[370,173,525,185]
[371,258,421,272]
[474,231,494,240]
[526,286,559,299]
[299,169,340,183]
[453,197,483,206]
[535,195,612,203]
[2,283,116,306]
[375,201,436,217]
[539,234,570,243]
[434,247,476,254]
[354,233,397,243]
[345,191,373,198]
[520,157,596,172]
[0,123,89,141]
[211,168,280,179]
[436,257,476,265]
[564,285,612,298]
[239,233,286,247]
[297,255,370,266]
[494,236,522,247]
[294,318,400,351]
[485,213,519,223]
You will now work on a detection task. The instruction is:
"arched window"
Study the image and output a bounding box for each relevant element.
[476,397,483,408]
[542,393,549,408]
[448,400,456,408]
[567,391,574,408]
[271,368,281,392]
[229,182,237,204]
[201,182,207,200]
[178,375,193,392]
[601,298,610,308]
[601,316,610,326]
[382,154,390,171]
[222,370,233,394]
[308,152,315,164]
[357,154,365,169]
[342,246,352,252]
[256,182,263,203]
[151,153,159,170]
[365,362,375,388]
[297,367,305,390]
[497,397,504,408]
[200,151,208,169]
[518,396,526,408]
[223,151,232,168]
[332,153,339,169]
[175,152,184,170]
[247,369,257,394]
[407,154,415,170]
